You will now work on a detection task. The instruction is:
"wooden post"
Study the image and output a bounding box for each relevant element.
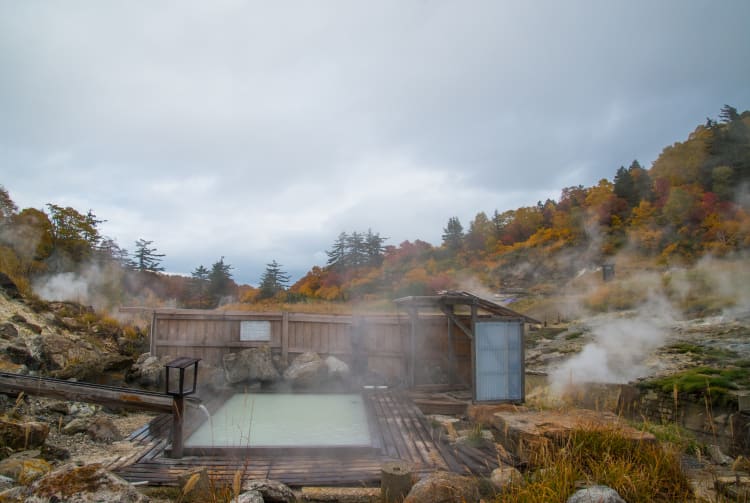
[408,307,418,389]
[381,460,413,503]
[470,301,478,402]
[171,396,185,459]
[281,311,289,365]
[446,305,456,385]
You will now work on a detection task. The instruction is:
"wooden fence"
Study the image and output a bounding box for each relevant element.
[149,309,472,386]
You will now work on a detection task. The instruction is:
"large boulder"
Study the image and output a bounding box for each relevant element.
[404,471,480,503]
[223,346,280,385]
[325,355,351,380]
[242,478,295,502]
[126,353,172,388]
[28,463,149,502]
[283,352,327,388]
[0,418,48,450]
[566,485,626,503]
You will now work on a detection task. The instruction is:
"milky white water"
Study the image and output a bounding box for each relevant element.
[184,393,371,447]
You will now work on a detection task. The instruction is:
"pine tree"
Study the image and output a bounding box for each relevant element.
[133,238,165,272]
[441,216,464,251]
[208,257,234,301]
[191,265,210,308]
[346,231,366,268]
[364,228,386,266]
[326,232,349,269]
[258,260,290,300]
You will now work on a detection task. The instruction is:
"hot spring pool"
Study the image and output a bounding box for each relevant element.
[184,393,373,449]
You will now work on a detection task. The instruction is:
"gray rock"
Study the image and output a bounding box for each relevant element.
[86,416,123,443]
[566,485,626,503]
[223,346,280,385]
[325,355,350,380]
[62,417,90,435]
[283,352,327,388]
[29,463,149,502]
[489,464,522,490]
[404,471,480,503]
[127,354,172,388]
[0,322,18,340]
[706,444,733,465]
[0,474,15,490]
[242,478,295,502]
[236,490,264,503]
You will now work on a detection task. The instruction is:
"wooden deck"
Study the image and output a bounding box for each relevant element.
[113,390,500,486]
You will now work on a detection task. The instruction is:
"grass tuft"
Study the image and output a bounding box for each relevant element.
[496,427,693,503]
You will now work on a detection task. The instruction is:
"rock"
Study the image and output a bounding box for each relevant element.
[283,352,327,388]
[0,474,13,490]
[223,346,280,385]
[489,464,523,491]
[127,354,171,388]
[566,485,626,503]
[325,355,351,380]
[0,273,21,299]
[0,418,48,450]
[68,402,99,417]
[0,323,18,340]
[236,490,264,503]
[62,418,90,435]
[242,478,295,502]
[86,416,123,443]
[0,486,26,501]
[0,457,52,485]
[4,342,35,367]
[29,462,149,502]
[404,471,480,503]
[707,444,733,465]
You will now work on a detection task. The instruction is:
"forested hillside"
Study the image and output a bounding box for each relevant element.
[290,105,750,301]
[1,106,748,311]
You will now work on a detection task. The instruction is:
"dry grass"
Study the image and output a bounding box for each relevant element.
[496,426,693,503]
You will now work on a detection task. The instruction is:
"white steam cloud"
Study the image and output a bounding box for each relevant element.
[549,293,677,393]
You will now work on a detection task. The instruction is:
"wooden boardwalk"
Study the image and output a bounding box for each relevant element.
[113,390,499,486]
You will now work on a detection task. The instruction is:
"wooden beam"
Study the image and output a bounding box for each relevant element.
[470,302,478,402]
[281,311,289,365]
[445,305,457,385]
[440,306,472,340]
[0,372,175,414]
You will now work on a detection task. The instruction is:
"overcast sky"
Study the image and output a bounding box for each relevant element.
[1,1,749,284]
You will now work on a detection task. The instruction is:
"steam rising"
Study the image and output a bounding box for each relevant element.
[549,294,676,393]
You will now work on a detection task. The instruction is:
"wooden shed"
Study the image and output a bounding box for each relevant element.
[394,291,539,402]
[142,291,537,400]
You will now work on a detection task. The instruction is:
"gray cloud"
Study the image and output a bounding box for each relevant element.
[1,1,749,283]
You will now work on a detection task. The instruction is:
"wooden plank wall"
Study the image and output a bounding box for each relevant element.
[151,310,471,385]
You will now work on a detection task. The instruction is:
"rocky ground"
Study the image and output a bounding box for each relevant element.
[3,273,750,501]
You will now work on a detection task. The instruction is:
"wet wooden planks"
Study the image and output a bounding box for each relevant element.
[114,390,498,486]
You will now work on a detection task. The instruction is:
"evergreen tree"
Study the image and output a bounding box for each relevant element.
[0,185,17,221]
[613,165,636,206]
[326,232,348,269]
[258,260,290,299]
[441,216,464,251]
[364,228,386,266]
[346,231,366,268]
[133,238,165,272]
[191,264,210,308]
[208,256,234,301]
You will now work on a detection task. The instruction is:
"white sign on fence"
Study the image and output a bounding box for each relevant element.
[240,320,271,341]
